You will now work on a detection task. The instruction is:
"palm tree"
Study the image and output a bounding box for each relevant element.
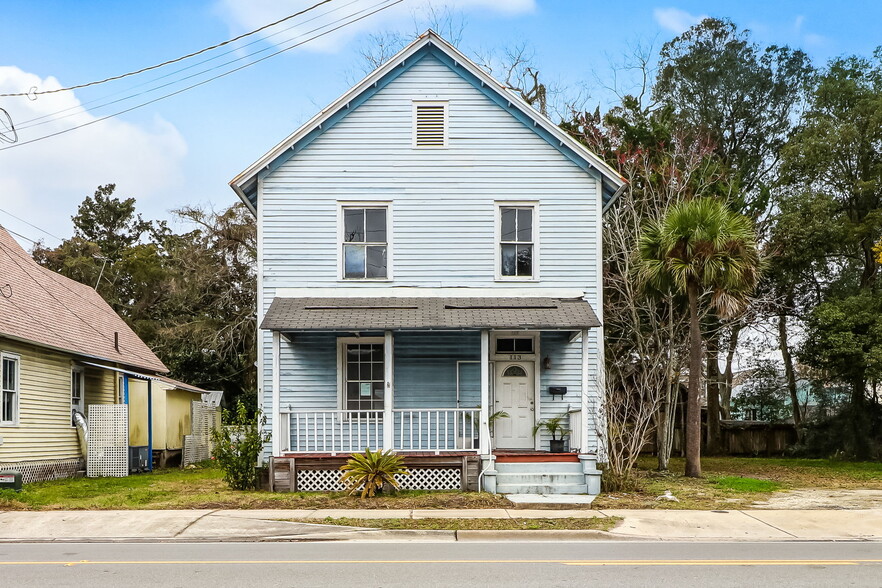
[638,198,760,477]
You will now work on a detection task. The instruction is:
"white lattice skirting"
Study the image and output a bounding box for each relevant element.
[296,467,462,492]
[0,458,84,484]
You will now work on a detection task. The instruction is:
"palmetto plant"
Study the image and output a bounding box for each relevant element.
[339,448,409,498]
[638,197,760,478]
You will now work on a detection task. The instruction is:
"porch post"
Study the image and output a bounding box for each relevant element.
[383,330,394,451]
[479,329,490,455]
[271,330,281,456]
[580,329,591,454]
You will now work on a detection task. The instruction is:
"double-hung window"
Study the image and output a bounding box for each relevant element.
[1,353,19,425]
[342,206,388,279]
[343,342,384,415]
[71,367,84,426]
[499,205,535,278]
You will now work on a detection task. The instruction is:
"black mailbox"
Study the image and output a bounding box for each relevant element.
[548,386,567,396]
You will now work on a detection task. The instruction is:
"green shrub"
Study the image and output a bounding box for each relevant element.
[339,448,409,498]
[210,400,270,491]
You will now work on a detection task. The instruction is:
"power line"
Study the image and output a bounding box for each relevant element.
[12,0,366,133]
[1,226,38,245]
[0,208,63,241]
[0,0,335,98]
[0,0,403,151]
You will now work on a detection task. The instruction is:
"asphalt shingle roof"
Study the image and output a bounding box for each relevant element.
[0,226,167,373]
[260,296,600,331]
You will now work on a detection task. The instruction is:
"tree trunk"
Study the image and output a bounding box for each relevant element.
[721,324,740,419]
[852,376,870,460]
[778,313,802,433]
[685,280,703,478]
[705,336,722,455]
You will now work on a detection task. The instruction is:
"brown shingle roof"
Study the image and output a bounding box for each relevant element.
[0,226,167,373]
[261,296,600,331]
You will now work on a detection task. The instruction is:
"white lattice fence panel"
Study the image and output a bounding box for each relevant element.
[87,404,129,478]
[397,467,461,490]
[182,401,214,466]
[0,459,84,484]
[294,467,462,492]
[298,469,348,491]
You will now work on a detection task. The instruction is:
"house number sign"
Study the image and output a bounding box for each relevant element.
[508,355,523,360]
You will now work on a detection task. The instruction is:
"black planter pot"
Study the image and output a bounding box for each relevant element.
[549,439,566,453]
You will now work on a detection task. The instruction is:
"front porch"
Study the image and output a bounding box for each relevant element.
[262,294,603,493]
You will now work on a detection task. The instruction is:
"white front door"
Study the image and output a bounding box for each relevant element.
[494,362,535,449]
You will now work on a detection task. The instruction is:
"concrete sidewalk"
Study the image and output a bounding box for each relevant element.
[2,508,881,542]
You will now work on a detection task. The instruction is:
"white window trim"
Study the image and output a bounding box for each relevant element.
[494,201,540,282]
[336,336,386,411]
[412,100,449,149]
[71,366,84,428]
[337,201,393,282]
[0,352,21,426]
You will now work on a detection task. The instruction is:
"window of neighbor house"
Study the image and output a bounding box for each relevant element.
[1,353,19,425]
[500,206,534,278]
[344,343,384,414]
[71,367,84,426]
[343,207,388,279]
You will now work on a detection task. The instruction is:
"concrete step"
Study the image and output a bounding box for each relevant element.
[506,493,597,505]
[495,462,584,474]
[496,482,589,495]
[496,472,587,486]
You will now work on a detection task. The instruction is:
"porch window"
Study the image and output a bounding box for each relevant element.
[1,353,19,425]
[342,207,387,279]
[71,367,84,426]
[499,206,534,278]
[344,343,384,414]
[496,337,534,354]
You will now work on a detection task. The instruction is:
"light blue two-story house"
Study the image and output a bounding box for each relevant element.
[230,31,624,497]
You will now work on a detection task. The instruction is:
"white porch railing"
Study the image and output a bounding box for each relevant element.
[393,409,480,452]
[281,408,480,454]
[283,410,383,453]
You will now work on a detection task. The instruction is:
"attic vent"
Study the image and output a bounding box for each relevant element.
[413,101,447,147]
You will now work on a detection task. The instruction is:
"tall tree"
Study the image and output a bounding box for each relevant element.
[782,49,882,457]
[653,18,813,448]
[638,198,761,477]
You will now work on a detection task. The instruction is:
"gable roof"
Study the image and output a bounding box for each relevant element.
[230,30,625,213]
[0,226,167,373]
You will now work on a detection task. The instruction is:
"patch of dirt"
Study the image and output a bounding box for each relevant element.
[751,489,882,510]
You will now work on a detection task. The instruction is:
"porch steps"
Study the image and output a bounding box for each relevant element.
[494,461,590,495]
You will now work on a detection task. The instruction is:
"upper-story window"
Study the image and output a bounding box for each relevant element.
[342,206,388,279]
[1,353,19,425]
[498,205,536,279]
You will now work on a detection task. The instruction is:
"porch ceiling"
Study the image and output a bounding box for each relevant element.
[261,296,600,332]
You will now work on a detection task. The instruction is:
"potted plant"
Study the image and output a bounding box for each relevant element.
[532,415,570,453]
[462,409,509,450]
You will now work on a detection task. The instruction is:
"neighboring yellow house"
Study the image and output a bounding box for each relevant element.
[127,375,217,467]
[0,225,171,482]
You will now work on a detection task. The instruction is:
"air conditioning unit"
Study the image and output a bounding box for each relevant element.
[129,446,150,473]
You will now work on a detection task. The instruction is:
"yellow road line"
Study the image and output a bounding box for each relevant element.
[0,559,880,567]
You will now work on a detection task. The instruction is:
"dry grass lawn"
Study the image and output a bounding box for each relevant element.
[3,457,881,511]
[593,456,882,510]
[292,516,618,531]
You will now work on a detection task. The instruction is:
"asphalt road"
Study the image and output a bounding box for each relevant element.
[1,540,881,587]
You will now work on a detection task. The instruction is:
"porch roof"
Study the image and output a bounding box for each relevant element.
[260,296,600,332]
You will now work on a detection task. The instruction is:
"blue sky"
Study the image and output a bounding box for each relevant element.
[1,0,880,247]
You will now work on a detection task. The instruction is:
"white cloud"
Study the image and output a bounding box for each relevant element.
[653,7,707,35]
[0,66,187,245]
[214,0,536,53]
